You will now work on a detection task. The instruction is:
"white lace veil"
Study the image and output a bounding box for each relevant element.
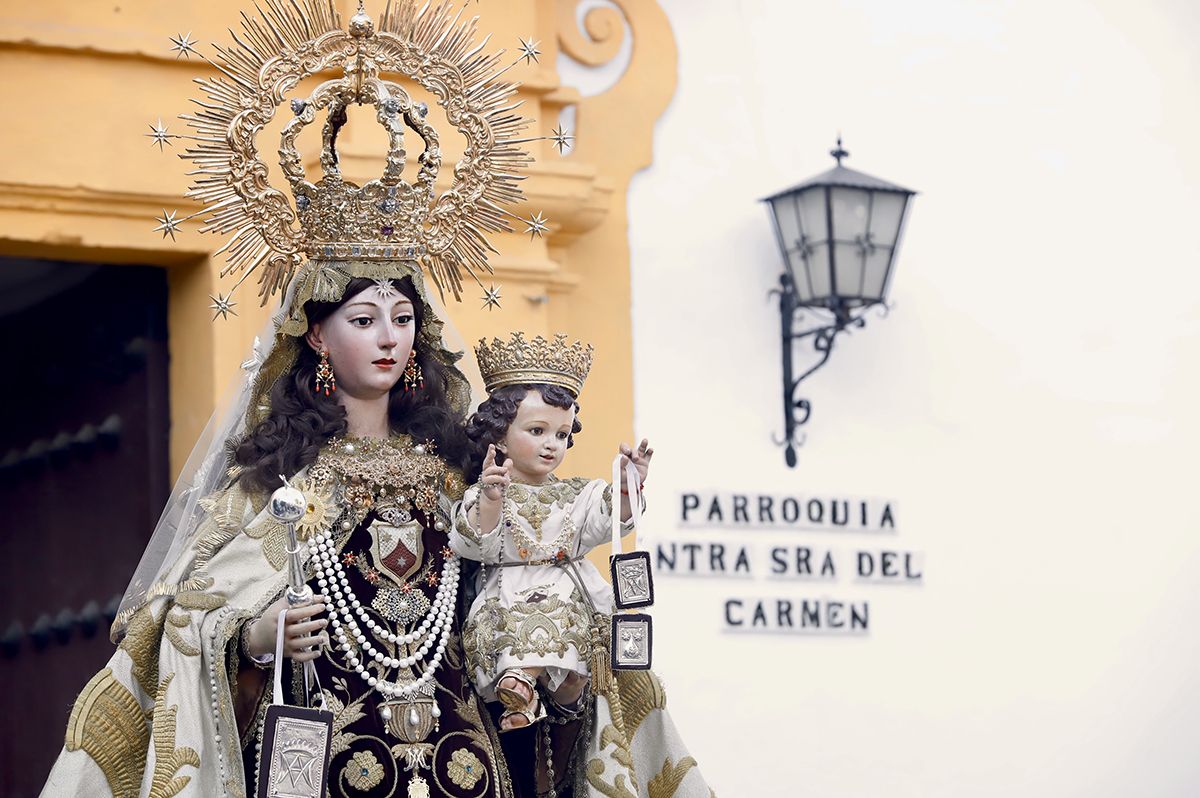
[112,272,482,641]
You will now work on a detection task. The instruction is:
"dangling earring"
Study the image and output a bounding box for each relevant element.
[403,350,424,392]
[314,350,336,396]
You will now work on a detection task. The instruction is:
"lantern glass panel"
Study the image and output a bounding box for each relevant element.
[868,191,906,249]
[797,188,827,246]
[797,188,831,303]
[770,194,801,252]
[860,242,893,301]
[790,251,815,303]
[830,187,871,240]
[807,242,832,301]
[831,241,862,303]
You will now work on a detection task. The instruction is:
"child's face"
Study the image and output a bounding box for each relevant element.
[500,389,576,484]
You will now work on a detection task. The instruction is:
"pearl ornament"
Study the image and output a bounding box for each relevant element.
[312,520,461,706]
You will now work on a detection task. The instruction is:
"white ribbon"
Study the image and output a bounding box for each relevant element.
[272,607,289,706]
[271,607,327,710]
[610,454,643,555]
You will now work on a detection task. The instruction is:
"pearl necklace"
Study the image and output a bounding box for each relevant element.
[307,530,460,702]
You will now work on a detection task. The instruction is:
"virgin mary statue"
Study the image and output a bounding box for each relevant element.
[40,2,711,797]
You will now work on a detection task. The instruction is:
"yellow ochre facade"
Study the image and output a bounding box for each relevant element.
[0,0,677,483]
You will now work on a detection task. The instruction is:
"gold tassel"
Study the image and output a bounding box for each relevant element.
[590,613,612,695]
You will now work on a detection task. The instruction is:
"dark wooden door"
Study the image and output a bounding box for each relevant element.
[0,257,170,797]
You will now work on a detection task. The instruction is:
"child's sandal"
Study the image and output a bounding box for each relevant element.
[496,668,538,712]
[499,697,546,732]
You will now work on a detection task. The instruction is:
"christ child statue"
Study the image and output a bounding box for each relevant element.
[449,333,651,730]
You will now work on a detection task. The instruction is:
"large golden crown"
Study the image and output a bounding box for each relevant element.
[151,0,569,315]
[475,333,594,397]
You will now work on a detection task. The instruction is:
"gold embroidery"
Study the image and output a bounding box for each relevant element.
[243,514,280,541]
[193,519,240,572]
[148,673,201,798]
[323,678,368,756]
[614,670,667,740]
[144,573,215,604]
[647,757,698,798]
[463,593,591,677]
[586,758,638,798]
[462,599,496,677]
[212,611,248,798]
[494,593,591,658]
[600,723,634,771]
[163,609,200,657]
[521,499,552,533]
[443,629,465,673]
[455,505,482,544]
[474,687,515,798]
[65,668,150,798]
[442,687,492,755]
[203,483,251,535]
[175,590,228,612]
[118,605,164,696]
[261,525,290,571]
[447,747,485,789]
[508,477,589,535]
[317,435,447,516]
[343,749,385,791]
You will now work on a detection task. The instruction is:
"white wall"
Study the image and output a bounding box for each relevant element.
[629,1,1200,795]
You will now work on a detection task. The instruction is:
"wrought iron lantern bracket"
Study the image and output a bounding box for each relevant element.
[771,273,889,467]
[761,139,914,468]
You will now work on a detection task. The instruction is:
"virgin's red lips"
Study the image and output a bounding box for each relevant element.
[373,358,396,368]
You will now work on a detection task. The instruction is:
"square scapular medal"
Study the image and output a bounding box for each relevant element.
[610,550,654,609]
[611,612,653,670]
[609,457,654,669]
[258,608,333,798]
[258,703,333,798]
[609,457,654,609]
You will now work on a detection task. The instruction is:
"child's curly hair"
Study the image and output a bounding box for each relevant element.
[465,383,583,481]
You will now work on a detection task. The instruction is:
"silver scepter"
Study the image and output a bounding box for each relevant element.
[268,476,319,707]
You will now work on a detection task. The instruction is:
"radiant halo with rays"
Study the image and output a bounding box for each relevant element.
[146,1,573,317]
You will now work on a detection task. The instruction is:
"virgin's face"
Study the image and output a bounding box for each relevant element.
[499,390,576,484]
[308,286,416,400]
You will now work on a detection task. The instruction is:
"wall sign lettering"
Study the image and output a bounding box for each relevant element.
[653,491,923,634]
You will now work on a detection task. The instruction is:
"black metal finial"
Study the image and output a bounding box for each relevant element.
[830,134,849,165]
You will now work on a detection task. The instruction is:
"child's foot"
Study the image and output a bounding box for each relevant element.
[548,672,588,713]
[496,669,544,731]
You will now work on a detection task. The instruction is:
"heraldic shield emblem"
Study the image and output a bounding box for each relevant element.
[369,512,424,585]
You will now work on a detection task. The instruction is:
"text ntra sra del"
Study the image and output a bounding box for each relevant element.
[655,543,923,582]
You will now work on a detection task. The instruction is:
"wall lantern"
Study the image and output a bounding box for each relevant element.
[761,138,916,467]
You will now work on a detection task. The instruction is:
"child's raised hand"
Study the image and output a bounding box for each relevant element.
[619,438,654,489]
[480,443,511,502]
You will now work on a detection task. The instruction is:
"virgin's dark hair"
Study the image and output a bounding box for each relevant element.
[235,277,470,492]
[464,383,582,482]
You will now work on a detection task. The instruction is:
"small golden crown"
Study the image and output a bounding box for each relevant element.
[475,332,594,397]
